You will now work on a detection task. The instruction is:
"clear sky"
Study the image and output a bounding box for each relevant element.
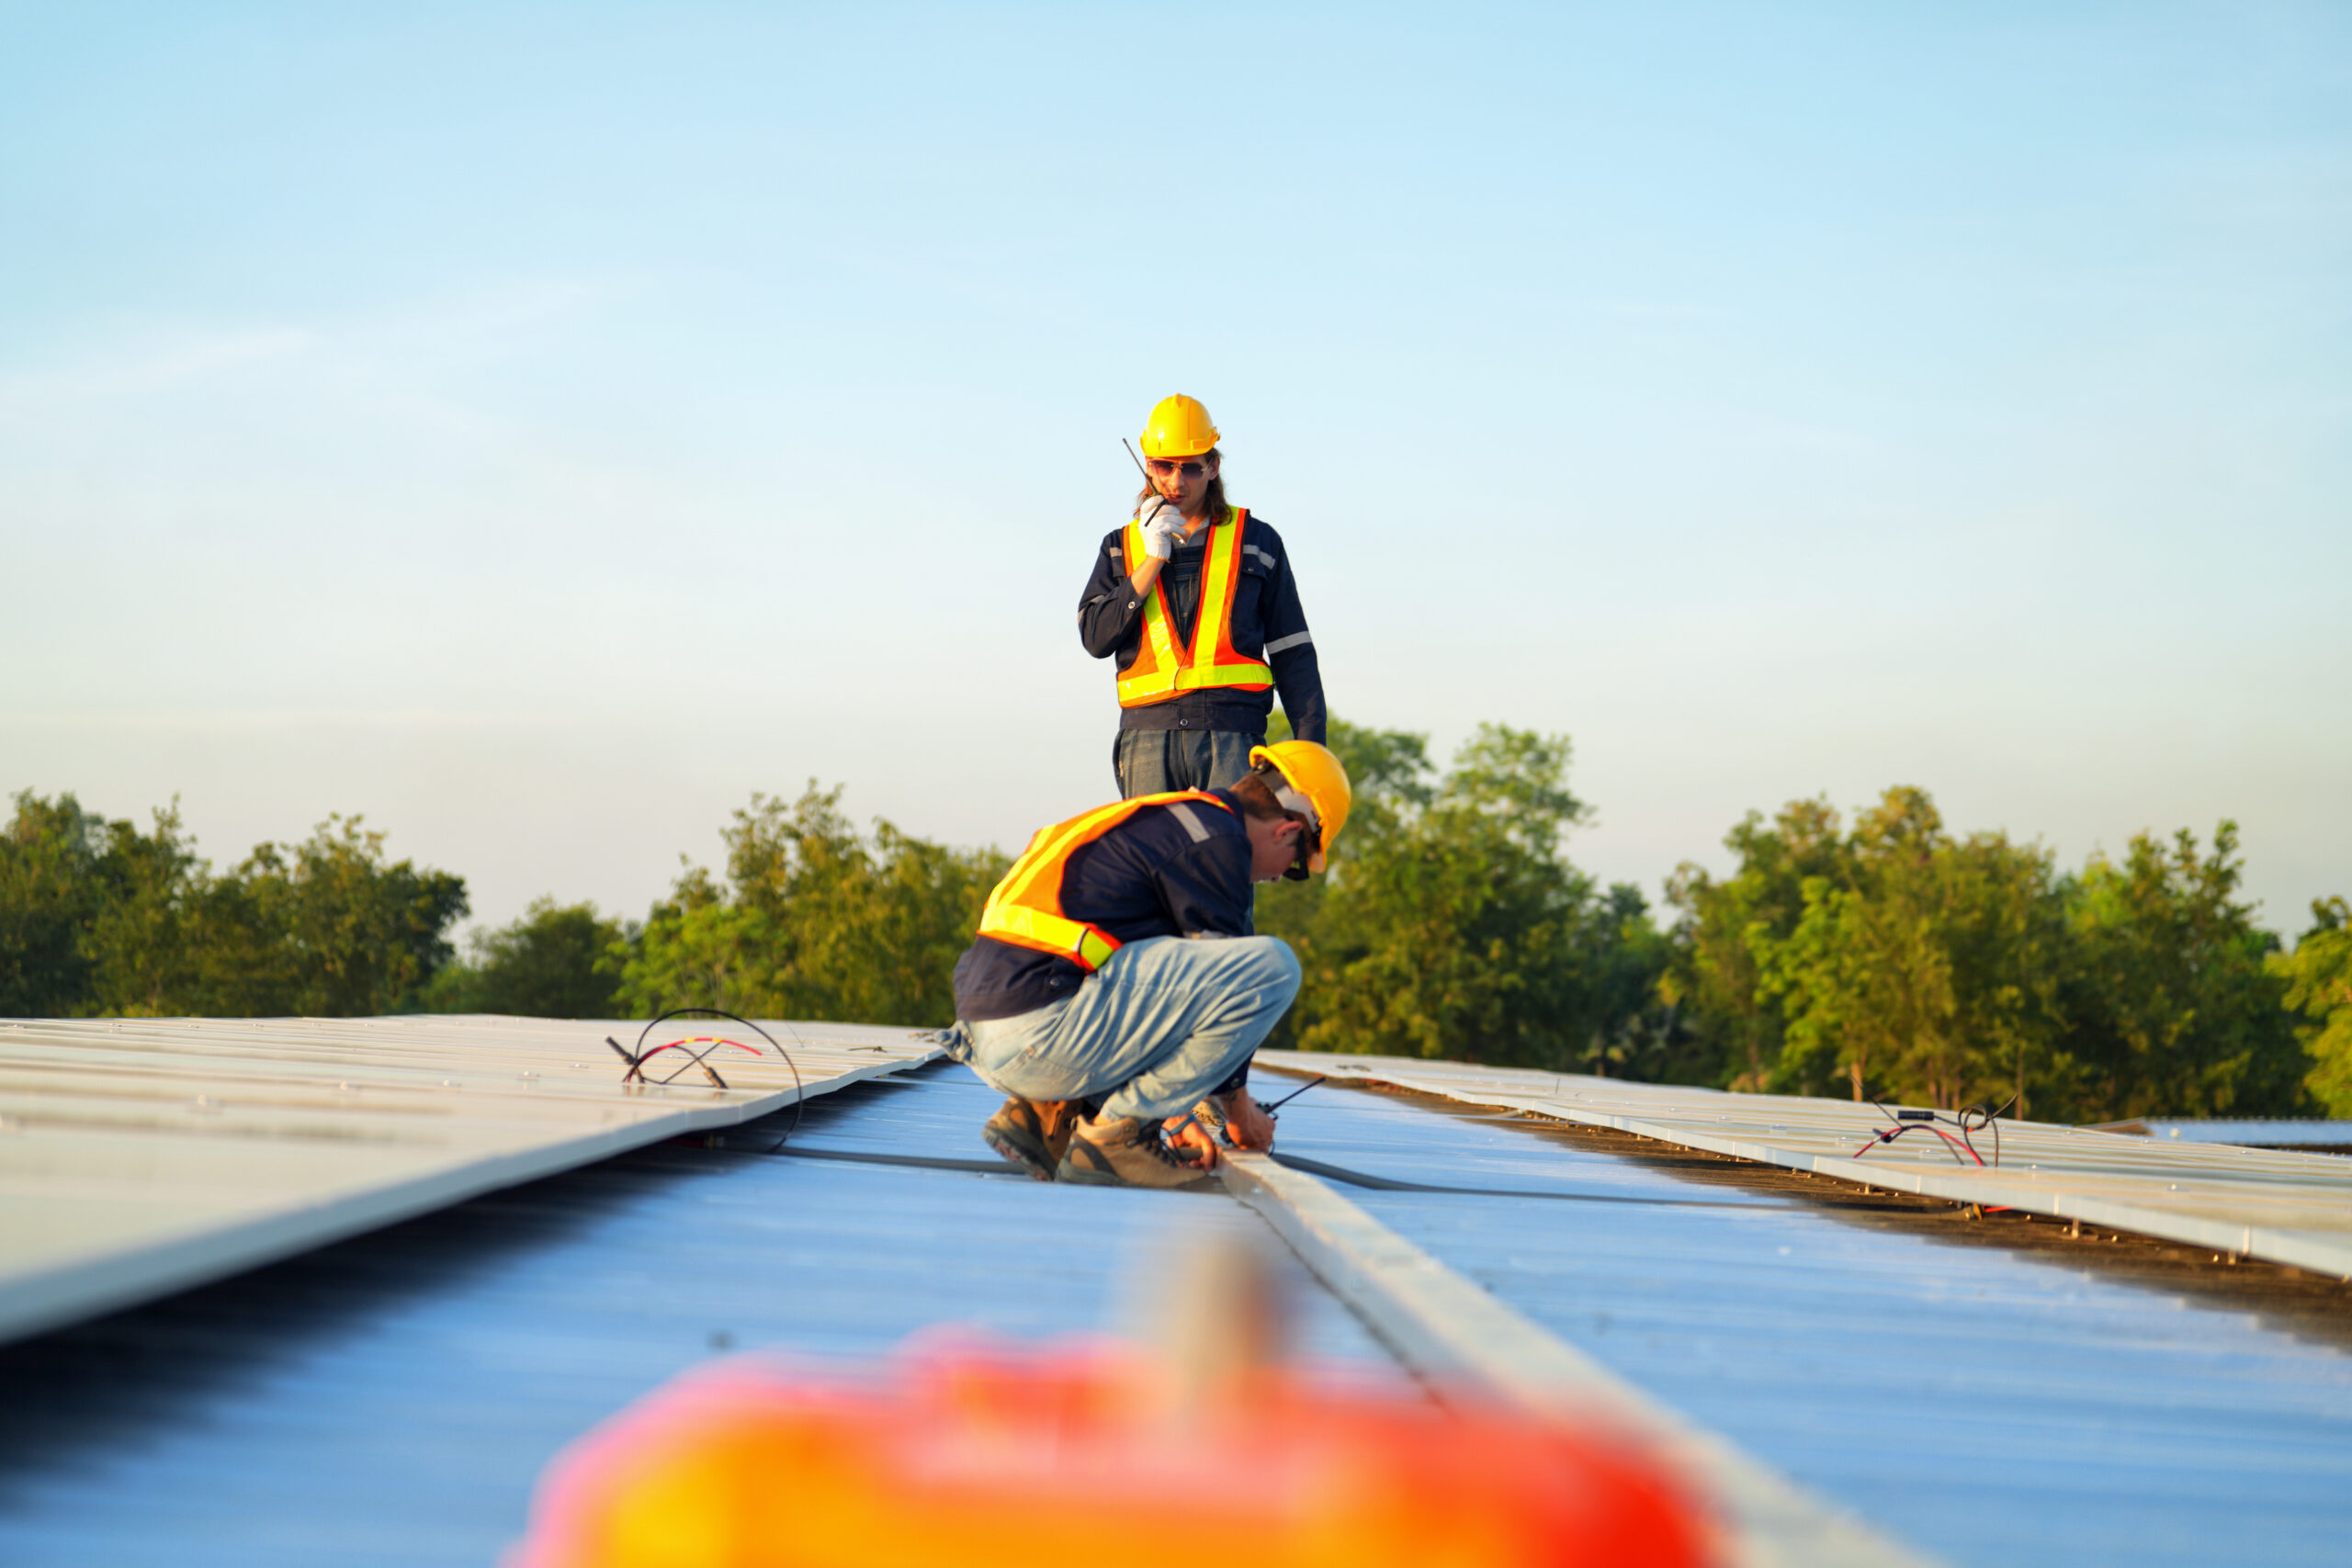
[4,2,2346,940]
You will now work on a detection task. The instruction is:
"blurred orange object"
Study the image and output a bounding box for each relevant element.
[510,1337,1711,1568]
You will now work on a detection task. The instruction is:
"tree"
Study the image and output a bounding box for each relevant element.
[0,793,466,1019]
[1256,719,1670,1070]
[1572,881,1694,1080]
[1,793,115,1016]
[1661,796,1850,1091]
[2055,823,2306,1119]
[170,817,469,1017]
[1758,788,2064,1111]
[616,785,1007,1026]
[425,897,630,1018]
[2272,897,2352,1116]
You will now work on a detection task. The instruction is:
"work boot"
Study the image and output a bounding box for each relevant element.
[1056,1115,1218,1190]
[982,1097,1077,1181]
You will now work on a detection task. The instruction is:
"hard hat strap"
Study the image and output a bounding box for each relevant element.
[1269,782,1322,852]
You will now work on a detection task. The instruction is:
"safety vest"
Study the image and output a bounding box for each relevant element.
[976,791,1235,972]
[1116,509,1275,707]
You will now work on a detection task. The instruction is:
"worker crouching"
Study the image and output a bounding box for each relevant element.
[941,740,1351,1189]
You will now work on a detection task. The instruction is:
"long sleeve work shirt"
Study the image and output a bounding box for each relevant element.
[1077,513,1327,744]
[951,791,1257,1023]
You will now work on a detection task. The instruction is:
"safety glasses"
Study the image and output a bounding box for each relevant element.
[1145,457,1212,478]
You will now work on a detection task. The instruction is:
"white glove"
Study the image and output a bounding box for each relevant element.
[1137,498,1186,560]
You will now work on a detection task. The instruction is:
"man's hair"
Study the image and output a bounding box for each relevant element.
[1132,447,1230,526]
[1228,768,1296,827]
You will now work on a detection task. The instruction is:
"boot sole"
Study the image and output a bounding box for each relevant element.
[983,1125,1057,1182]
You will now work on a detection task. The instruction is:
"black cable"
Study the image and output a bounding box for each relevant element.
[766,1145,1025,1177]
[1268,1151,1771,1209]
[1260,1075,1326,1113]
[614,1008,807,1145]
[718,1137,1776,1211]
[1858,1093,2017,1169]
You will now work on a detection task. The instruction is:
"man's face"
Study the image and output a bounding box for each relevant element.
[1146,452,1218,517]
[1244,813,1304,883]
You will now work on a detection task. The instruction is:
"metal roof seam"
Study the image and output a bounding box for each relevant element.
[1261,1055,2352,1281]
[1217,1150,1945,1568]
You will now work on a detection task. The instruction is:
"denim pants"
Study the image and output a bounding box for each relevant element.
[1114,729,1260,799]
[948,935,1301,1122]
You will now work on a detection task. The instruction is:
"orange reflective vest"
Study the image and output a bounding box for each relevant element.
[1116,509,1275,708]
[976,791,1234,972]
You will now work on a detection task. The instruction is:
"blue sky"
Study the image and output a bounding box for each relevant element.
[4,2,2346,937]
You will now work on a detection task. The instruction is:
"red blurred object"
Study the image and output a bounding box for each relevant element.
[511,1337,1712,1568]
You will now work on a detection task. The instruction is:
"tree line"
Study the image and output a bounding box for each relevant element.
[6,725,2346,1123]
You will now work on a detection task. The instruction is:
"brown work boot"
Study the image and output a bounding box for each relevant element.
[982,1097,1078,1181]
[1056,1115,1218,1190]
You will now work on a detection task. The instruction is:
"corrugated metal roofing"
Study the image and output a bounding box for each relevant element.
[1260,1053,2352,1276]
[1224,1149,1931,1568]
[5,1048,2346,1567]
[2125,1120,2352,1149]
[1261,1070,2352,1568]
[0,1014,938,1343]
[0,1064,1396,1567]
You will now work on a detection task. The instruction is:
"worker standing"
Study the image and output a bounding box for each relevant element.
[940,741,1351,1188]
[1080,395,1328,797]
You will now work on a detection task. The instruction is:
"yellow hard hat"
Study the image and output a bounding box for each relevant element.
[1139,394,1220,458]
[1248,739,1352,877]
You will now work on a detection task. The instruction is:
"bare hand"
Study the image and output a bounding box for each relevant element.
[1218,1092,1278,1151]
[1164,1116,1221,1168]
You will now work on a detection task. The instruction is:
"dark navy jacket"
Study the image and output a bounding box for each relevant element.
[953,790,1255,1027]
[1078,512,1327,745]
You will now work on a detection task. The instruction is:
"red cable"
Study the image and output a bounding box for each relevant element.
[636,1036,763,1063]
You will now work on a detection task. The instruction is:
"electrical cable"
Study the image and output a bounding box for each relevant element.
[608,1008,807,1145]
[1852,1092,2021,1213]
[1266,1151,1773,1210]
[713,1136,1775,1210]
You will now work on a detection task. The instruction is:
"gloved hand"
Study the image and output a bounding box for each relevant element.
[1137,497,1186,560]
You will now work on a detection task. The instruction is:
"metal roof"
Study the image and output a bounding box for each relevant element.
[2109,1119,2352,1149]
[0,1015,939,1345]
[1260,1053,2352,1277]
[1223,1148,1927,1567]
[1259,1069,2352,1568]
[0,1065,1393,1567]
[2,1046,2346,1567]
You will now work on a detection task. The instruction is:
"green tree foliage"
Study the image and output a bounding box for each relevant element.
[424,897,629,1019]
[1660,797,1848,1091]
[2272,897,2352,1116]
[0,793,119,1016]
[1758,789,2064,1111]
[616,784,1007,1026]
[1668,791,2312,1120]
[2059,824,2305,1119]
[0,791,467,1018]
[1255,719,1674,1071]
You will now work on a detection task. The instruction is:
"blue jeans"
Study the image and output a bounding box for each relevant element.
[1114,729,1260,799]
[948,935,1301,1122]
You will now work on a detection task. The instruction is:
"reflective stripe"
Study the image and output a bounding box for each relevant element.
[1245,544,1279,570]
[976,791,1235,973]
[1261,630,1312,656]
[1115,509,1274,708]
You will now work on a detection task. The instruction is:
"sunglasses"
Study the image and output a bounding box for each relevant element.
[1145,458,1212,478]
